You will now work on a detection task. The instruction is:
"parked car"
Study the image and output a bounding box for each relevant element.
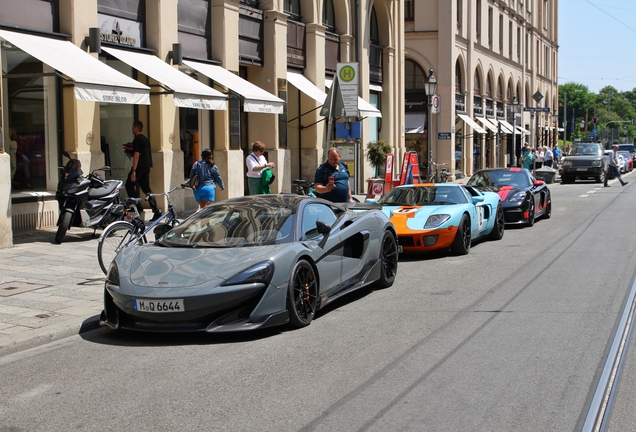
[561,142,607,184]
[370,183,504,256]
[617,150,633,172]
[100,195,398,332]
[467,167,551,227]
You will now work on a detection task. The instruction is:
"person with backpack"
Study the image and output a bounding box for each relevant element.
[189,149,225,208]
[246,141,275,195]
[314,147,353,203]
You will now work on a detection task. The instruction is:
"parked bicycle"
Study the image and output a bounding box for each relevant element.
[292,179,316,196]
[97,183,190,274]
[426,162,450,183]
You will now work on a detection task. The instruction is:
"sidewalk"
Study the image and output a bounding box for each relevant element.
[0,227,104,356]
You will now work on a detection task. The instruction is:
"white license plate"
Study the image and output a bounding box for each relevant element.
[133,298,185,313]
[576,167,588,171]
[398,245,404,253]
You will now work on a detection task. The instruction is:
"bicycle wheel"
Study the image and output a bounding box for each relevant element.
[97,221,143,275]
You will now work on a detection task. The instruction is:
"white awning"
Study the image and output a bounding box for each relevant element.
[102,47,226,110]
[405,113,426,134]
[325,79,382,118]
[0,29,150,105]
[183,60,284,114]
[286,72,327,104]
[457,114,486,134]
[369,83,383,92]
[497,120,516,134]
[476,117,498,133]
[516,126,530,135]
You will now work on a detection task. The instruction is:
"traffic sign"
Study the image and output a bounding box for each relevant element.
[438,132,451,139]
[337,63,359,117]
[431,95,441,114]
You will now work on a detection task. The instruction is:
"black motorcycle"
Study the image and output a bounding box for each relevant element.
[55,151,125,244]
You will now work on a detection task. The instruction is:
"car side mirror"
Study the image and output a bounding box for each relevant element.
[316,221,331,249]
[533,180,545,186]
[471,195,485,204]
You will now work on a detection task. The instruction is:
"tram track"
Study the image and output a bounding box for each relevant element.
[581,271,636,432]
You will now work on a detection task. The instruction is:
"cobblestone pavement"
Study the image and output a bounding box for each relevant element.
[0,227,104,356]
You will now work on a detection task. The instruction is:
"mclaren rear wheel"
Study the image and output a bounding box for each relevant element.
[373,231,398,289]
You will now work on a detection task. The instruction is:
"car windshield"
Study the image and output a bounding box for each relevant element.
[467,170,531,188]
[378,186,468,206]
[570,144,602,156]
[158,202,296,248]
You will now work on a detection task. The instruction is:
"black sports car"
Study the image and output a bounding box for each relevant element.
[100,195,398,333]
[467,168,551,226]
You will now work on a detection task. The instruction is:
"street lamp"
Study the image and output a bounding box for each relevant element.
[424,68,438,178]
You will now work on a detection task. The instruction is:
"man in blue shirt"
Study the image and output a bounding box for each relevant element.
[314,148,353,203]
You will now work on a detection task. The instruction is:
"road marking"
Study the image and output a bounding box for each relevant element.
[579,195,589,198]
[587,191,596,194]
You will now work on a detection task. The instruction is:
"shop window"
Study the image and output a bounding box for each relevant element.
[239,2,264,66]
[5,47,59,193]
[180,108,200,179]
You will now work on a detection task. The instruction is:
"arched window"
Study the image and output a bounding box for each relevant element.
[284,0,300,21]
[370,7,379,44]
[405,59,425,90]
[496,78,503,101]
[486,76,493,98]
[455,61,462,93]
[474,71,482,95]
[322,0,335,32]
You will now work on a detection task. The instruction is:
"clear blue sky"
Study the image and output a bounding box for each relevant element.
[559,0,636,93]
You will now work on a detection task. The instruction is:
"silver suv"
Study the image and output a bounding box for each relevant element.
[561,142,607,184]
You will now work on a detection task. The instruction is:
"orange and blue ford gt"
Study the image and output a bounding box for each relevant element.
[370,183,504,255]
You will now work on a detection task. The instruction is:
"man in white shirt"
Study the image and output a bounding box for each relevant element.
[604,144,628,187]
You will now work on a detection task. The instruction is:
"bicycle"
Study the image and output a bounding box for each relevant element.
[292,179,316,196]
[426,162,450,183]
[97,183,190,274]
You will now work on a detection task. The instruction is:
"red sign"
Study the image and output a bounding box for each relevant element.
[399,152,411,185]
[409,152,420,184]
[385,153,393,192]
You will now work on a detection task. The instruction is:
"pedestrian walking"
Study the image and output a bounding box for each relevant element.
[125,120,161,221]
[604,144,628,187]
[544,146,554,168]
[190,149,224,209]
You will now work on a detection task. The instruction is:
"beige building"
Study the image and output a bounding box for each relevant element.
[404,0,558,179]
[0,0,406,247]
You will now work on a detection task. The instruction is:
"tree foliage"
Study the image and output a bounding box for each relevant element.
[559,83,636,144]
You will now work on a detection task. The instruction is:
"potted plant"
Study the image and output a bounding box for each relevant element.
[366,140,392,178]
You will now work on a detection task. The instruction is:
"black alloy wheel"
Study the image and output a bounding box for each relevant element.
[373,231,399,288]
[526,200,535,227]
[489,203,505,240]
[287,260,318,328]
[544,194,552,219]
[451,214,471,255]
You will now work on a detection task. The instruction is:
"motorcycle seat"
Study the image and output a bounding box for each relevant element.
[125,197,142,206]
[88,180,119,199]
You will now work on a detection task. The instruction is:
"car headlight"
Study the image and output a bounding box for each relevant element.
[222,260,275,286]
[592,160,601,167]
[424,214,451,229]
[563,161,572,167]
[106,261,119,285]
[507,191,526,203]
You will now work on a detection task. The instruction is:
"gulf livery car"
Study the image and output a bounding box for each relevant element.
[467,168,551,227]
[372,183,504,255]
[100,195,398,333]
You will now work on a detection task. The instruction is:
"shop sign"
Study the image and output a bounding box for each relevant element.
[98,15,142,48]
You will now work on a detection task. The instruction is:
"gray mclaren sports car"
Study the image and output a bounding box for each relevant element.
[100,194,398,332]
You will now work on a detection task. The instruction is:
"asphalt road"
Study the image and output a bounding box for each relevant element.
[2,175,636,431]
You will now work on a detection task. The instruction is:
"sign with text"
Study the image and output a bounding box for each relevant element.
[337,63,359,117]
[438,132,452,139]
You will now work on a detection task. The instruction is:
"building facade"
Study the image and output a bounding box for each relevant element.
[0,0,406,247]
[404,0,558,179]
